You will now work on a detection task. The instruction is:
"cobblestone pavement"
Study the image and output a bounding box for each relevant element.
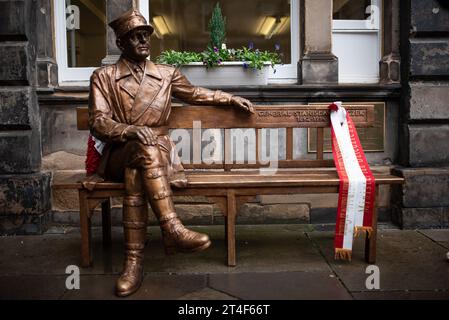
[1,224,448,300]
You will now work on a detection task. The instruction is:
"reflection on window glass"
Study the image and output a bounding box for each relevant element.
[333,0,371,20]
[149,0,291,64]
[65,0,106,67]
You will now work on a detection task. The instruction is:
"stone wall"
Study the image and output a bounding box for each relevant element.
[0,0,51,235]
[393,0,449,228]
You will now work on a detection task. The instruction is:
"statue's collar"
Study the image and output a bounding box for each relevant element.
[116,56,162,81]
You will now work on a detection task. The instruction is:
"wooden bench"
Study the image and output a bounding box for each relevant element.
[53,104,404,267]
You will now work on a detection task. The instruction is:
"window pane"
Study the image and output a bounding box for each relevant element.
[149,0,291,64]
[65,0,106,67]
[333,0,371,20]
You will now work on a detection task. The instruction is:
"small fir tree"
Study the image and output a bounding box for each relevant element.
[208,3,226,49]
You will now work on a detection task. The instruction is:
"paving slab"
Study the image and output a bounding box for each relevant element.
[353,290,449,300]
[0,233,81,275]
[307,230,449,292]
[2,225,448,300]
[62,274,207,300]
[0,225,329,276]
[61,275,121,300]
[177,287,238,300]
[419,229,449,250]
[209,272,352,300]
[0,275,67,300]
[142,225,331,274]
[419,229,449,242]
[0,229,127,276]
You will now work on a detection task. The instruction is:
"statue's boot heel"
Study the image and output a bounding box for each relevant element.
[162,232,211,256]
[160,215,211,254]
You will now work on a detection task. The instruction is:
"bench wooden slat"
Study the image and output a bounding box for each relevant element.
[224,129,231,172]
[182,160,335,169]
[53,171,404,190]
[255,129,260,162]
[77,104,375,130]
[316,128,324,160]
[286,127,293,160]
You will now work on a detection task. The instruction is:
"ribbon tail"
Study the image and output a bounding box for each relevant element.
[334,248,352,261]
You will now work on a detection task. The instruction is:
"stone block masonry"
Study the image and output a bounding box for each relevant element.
[394,0,449,228]
[0,0,51,235]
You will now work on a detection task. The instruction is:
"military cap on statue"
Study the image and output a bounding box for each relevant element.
[109,9,154,39]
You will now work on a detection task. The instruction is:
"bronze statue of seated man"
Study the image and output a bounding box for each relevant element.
[88,9,254,297]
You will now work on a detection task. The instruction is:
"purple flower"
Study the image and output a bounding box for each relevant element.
[218,59,222,65]
[243,62,249,69]
[275,43,281,51]
[213,46,219,53]
[248,42,254,50]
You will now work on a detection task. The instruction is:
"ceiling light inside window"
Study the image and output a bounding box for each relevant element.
[152,15,171,39]
[258,16,290,39]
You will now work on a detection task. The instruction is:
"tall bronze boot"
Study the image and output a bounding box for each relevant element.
[116,169,147,297]
[142,166,211,255]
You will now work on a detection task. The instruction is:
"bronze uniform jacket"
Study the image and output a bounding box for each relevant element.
[88,57,234,178]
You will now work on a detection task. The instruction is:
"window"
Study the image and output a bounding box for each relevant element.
[54,0,107,84]
[144,0,299,83]
[55,0,299,84]
[332,0,381,83]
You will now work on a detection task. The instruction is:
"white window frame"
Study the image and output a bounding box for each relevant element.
[332,0,382,83]
[332,0,381,30]
[268,0,300,84]
[140,0,300,84]
[54,0,104,85]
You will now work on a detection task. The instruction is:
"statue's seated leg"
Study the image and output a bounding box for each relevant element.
[116,167,147,297]
[168,171,188,189]
[158,136,188,189]
[127,141,211,255]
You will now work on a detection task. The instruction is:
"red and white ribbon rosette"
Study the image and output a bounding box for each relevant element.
[85,135,105,176]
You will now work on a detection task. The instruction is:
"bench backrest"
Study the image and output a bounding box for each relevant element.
[77,104,374,170]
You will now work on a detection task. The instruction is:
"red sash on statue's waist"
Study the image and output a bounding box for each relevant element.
[329,102,376,261]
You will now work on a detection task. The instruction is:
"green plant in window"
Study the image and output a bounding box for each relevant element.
[208,3,226,50]
[155,50,202,68]
[156,46,282,71]
[155,2,283,72]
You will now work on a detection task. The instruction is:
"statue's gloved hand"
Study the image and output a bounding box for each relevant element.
[231,96,255,114]
[123,125,157,145]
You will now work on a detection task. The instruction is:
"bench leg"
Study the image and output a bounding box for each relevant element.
[101,198,112,247]
[365,186,379,264]
[79,190,92,267]
[226,190,237,267]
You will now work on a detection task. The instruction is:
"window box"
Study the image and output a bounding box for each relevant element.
[180,62,271,86]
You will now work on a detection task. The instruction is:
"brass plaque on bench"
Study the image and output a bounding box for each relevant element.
[166,104,374,129]
[308,102,385,153]
[254,105,374,128]
[77,104,375,130]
